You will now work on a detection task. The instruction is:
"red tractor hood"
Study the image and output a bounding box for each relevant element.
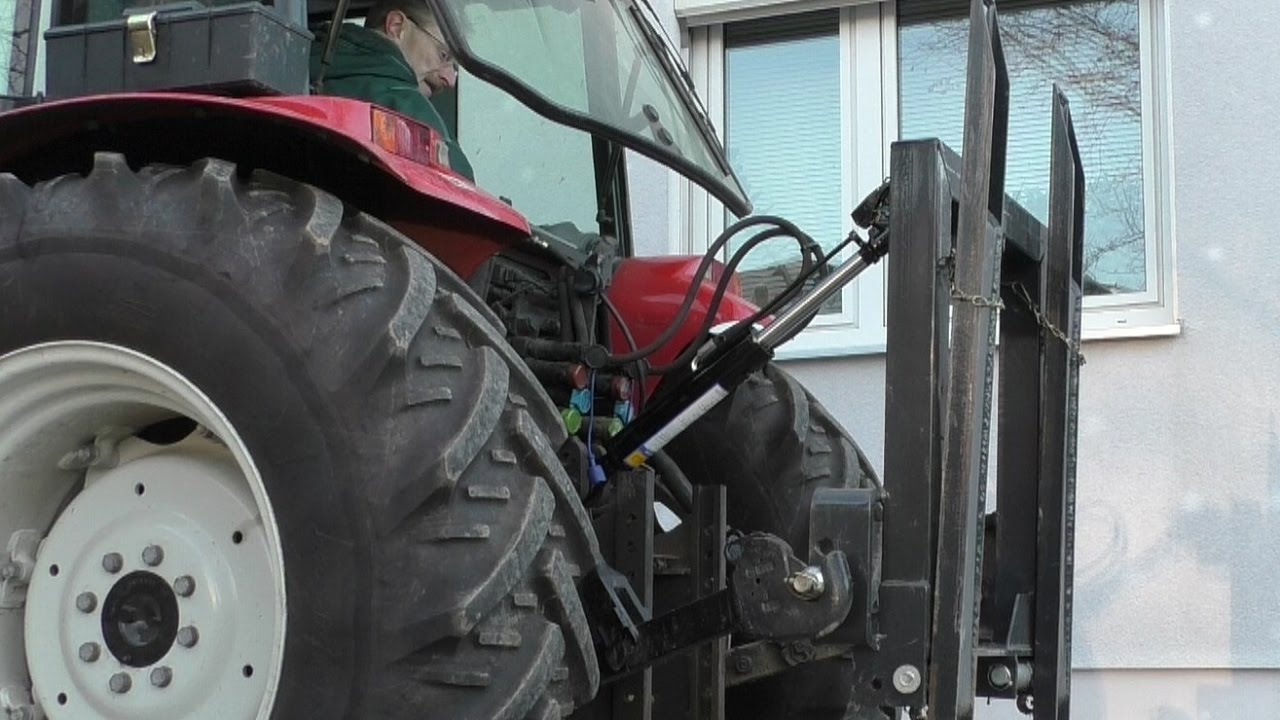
[607,256,760,373]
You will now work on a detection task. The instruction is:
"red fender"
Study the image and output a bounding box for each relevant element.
[0,93,528,277]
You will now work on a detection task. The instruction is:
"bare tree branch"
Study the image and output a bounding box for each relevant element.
[902,0,1147,293]
[907,2,1142,119]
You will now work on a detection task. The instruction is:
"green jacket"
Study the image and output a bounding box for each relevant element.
[310,25,474,181]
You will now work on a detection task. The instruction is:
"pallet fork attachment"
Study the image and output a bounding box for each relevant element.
[581,1,1084,718]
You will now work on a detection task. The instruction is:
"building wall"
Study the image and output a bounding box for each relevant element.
[631,0,1280,713]
[980,670,1280,720]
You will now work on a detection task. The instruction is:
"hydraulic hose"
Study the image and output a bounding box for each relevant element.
[603,216,820,365]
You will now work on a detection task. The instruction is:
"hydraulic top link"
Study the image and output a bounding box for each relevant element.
[604,182,892,472]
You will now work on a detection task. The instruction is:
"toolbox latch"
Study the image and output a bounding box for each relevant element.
[126,11,158,64]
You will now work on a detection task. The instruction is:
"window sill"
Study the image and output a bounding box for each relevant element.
[769,317,1182,362]
[771,322,887,361]
[1083,321,1181,342]
[774,339,887,361]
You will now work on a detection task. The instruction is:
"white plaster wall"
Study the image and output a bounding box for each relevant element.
[629,0,1280,711]
[628,153,679,257]
[976,670,1280,720]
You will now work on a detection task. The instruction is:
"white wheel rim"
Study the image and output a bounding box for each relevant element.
[0,342,287,720]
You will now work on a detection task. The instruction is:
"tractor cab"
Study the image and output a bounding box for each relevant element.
[36,0,749,250]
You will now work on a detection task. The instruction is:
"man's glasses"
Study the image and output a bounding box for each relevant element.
[405,15,453,66]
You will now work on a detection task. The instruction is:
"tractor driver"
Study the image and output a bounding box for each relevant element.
[310,0,475,180]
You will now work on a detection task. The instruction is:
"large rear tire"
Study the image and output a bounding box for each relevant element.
[0,154,601,720]
[665,363,878,720]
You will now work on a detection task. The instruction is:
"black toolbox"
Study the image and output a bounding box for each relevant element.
[45,2,313,98]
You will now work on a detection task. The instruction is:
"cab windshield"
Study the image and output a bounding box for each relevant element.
[429,0,751,216]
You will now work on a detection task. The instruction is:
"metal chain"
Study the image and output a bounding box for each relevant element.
[950,285,1005,310]
[941,256,1005,310]
[1010,282,1086,365]
[937,258,1085,364]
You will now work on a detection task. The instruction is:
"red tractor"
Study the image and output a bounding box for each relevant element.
[0,1,1084,719]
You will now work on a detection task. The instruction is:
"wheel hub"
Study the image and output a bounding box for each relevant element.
[101,571,180,668]
[22,436,277,719]
[0,342,287,720]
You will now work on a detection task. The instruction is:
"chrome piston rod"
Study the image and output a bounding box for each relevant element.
[755,245,878,351]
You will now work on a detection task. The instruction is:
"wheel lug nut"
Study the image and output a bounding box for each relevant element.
[177,626,199,648]
[150,666,173,688]
[78,642,101,662]
[142,545,164,567]
[109,672,132,694]
[102,552,124,574]
[173,575,196,597]
[75,591,98,613]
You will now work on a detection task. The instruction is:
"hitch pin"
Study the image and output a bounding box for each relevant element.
[788,566,826,600]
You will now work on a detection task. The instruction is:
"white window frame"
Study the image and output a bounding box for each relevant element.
[675,0,1179,358]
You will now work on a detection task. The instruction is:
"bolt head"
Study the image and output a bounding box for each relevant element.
[79,642,101,663]
[102,553,124,574]
[173,575,196,598]
[892,664,922,694]
[988,664,1014,690]
[150,666,173,688]
[176,626,199,648]
[733,654,754,674]
[109,672,132,694]
[0,562,18,580]
[724,541,744,563]
[787,566,826,600]
[790,640,815,662]
[142,545,164,567]
[75,591,98,613]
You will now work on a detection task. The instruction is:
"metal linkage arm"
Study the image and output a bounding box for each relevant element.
[584,534,854,685]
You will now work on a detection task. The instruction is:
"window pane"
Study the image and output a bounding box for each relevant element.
[447,0,749,215]
[726,21,843,311]
[899,0,1145,295]
[458,71,599,235]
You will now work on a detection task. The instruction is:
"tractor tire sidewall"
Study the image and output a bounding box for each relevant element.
[0,157,600,720]
[665,363,878,720]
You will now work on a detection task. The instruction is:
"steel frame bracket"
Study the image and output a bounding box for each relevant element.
[585,532,853,685]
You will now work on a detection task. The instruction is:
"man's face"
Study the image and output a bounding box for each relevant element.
[390,11,457,97]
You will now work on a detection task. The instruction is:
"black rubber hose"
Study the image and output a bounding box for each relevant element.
[745,230,870,347]
[651,225,811,374]
[603,215,815,364]
[647,449,694,515]
[601,292,649,411]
